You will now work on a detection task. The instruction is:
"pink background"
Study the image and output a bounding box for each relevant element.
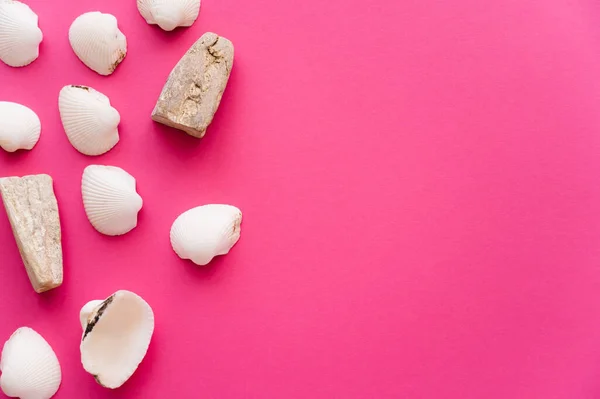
[1,0,600,398]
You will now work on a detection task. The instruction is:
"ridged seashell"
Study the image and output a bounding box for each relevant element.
[80,290,154,389]
[0,0,43,67]
[81,165,143,236]
[170,204,242,266]
[0,101,41,152]
[137,0,200,31]
[0,327,61,399]
[68,12,127,75]
[58,85,120,156]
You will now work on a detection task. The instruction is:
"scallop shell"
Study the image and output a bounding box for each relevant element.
[68,12,127,75]
[0,101,41,152]
[170,204,242,266]
[0,0,43,67]
[80,290,154,389]
[81,165,143,236]
[137,0,200,31]
[58,85,120,156]
[0,327,61,399]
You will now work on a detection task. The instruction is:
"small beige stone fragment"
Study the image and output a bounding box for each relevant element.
[0,174,63,293]
[152,32,234,138]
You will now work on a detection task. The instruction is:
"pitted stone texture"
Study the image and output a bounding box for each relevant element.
[152,32,234,138]
[0,174,63,293]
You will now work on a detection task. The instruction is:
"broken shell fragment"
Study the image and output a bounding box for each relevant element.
[58,85,120,156]
[69,12,127,75]
[0,101,41,152]
[79,300,104,330]
[0,327,61,399]
[137,0,201,31]
[152,32,234,138]
[80,290,154,389]
[170,204,242,266]
[0,0,43,67]
[0,174,63,293]
[81,165,143,236]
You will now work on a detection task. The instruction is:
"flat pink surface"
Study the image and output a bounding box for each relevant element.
[1,0,600,398]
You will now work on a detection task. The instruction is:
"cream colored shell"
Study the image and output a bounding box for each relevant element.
[170,204,242,266]
[0,0,43,67]
[80,290,154,389]
[0,101,41,152]
[69,12,127,75]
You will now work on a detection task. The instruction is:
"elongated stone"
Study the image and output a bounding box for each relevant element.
[0,174,63,293]
[151,32,234,138]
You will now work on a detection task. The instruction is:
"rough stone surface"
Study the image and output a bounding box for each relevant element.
[151,32,234,138]
[0,174,63,293]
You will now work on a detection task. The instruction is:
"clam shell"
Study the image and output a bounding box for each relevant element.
[58,85,120,156]
[170,204,242,266]
[68,12,127,75]
[0,0,43,67]
[137,0,200,31]
[80,290,154,389]
[0,101,41,152]
[81,165,143,236]
[0,327,61,399]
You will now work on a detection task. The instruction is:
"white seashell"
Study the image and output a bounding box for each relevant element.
[170,204,242,266]
[81,165,143,236]
[80,290,154,389]
[137,0,200,31]
[58,85,120,156]
[0,101,41,152]
[0,0,43,67]
[68,12,127,75]
[0,327,61,399]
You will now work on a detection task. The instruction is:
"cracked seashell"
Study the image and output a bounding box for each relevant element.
[137,0,200,31]
[81,165,143,236]
[80,290,154,389]
[0,101,41,152]
[0,0,43,67]
[68,12,127,75]
[170,204,242,266]
[0,327,61,399]
[58,85,120,156]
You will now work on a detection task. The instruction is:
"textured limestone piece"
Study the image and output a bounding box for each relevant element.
[152,32,234,138]
[0,174,63,293]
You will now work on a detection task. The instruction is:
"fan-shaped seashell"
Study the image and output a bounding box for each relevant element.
[137,0,200,31]
[68,12,127,75]
[170,204,242,266]
[0,0,43,67]
[80,290,154,389]
[81,165,143,236]
[0,101,41,152]
[0,327,61,399]
[58,85,120,156]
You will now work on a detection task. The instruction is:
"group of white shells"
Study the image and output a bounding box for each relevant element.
[0,290,155,397]
[0,209,240,399]
[0,0,201,70]
[81,164,242,267]
[0,85,120,155]
[0,0,240,397]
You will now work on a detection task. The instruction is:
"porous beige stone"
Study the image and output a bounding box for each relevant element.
[0,174,63,293]
[151,32,234,138]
